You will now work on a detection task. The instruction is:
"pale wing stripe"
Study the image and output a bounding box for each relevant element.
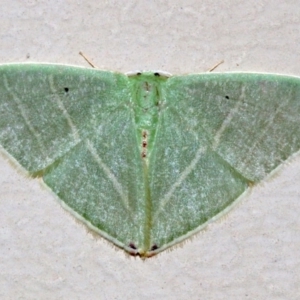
[212,86,246,150]
[240,100,289,173]
[86,140,130,211]
[3,75,46,155]
[49,75,81,143]
[153,145,207,220]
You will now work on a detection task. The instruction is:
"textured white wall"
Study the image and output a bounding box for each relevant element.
[1,1,300,299]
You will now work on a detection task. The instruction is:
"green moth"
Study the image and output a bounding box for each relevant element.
[1,63,299,257]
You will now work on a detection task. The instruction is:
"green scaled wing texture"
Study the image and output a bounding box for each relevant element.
[1,64,300,257]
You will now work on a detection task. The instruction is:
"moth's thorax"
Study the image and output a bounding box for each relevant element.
[129,73,168,160]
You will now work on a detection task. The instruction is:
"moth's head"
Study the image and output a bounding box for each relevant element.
[126,70,172,78]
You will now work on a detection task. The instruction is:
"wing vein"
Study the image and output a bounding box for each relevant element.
[3,75,47,156]
[48,75,81,143]
[240,100,289,174]
[212,86,246,150]
[86,139,130,212]
[153,145,207,221]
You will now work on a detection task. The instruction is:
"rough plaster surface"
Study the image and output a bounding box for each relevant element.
[0,1,300,299]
